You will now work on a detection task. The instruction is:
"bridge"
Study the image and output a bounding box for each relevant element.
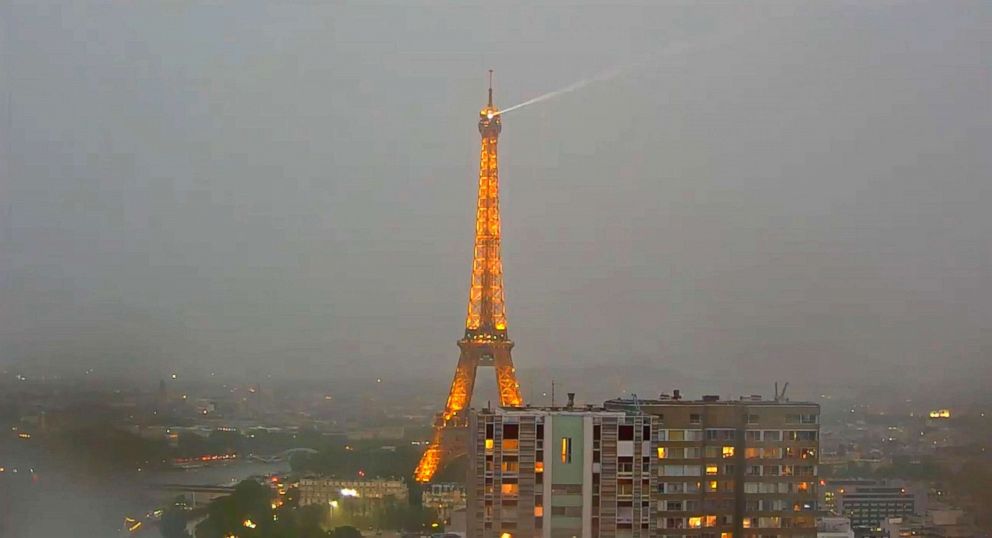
[248,447,318,463]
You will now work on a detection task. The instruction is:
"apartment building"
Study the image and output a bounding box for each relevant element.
[466,393,820,538]
[606,393,820,538]
[467,401,659,538]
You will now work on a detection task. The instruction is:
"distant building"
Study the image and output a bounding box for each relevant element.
[467,402,658,538]
[821,479,925,536]
[423,483,466,524]
[881,508,975,538]
[819,516,855,538]
[606,393,820,538]
[298,476,408,513]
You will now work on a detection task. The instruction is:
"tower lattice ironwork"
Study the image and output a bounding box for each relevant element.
[414,72,523,483]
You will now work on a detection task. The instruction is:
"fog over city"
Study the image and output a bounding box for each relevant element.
[3,1,990,394]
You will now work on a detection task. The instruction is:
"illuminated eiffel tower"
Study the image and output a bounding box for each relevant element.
[414,72,524,483]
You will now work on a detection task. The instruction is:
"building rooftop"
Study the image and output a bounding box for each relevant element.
[604,395,819,407]
[478,405,629,417]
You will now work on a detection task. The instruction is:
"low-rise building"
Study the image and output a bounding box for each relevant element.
[818,517,855,538]
[423,483,466,524]
[298,476,408,513]
[821,479,925,536]
[881,508,975,538]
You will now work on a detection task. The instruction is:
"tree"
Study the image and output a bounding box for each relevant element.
[194,480,275,538]
[294,504,330,538]
[159,507,191,538]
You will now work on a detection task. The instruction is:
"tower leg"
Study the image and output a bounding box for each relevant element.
[442,349,479,420]
[493,346,522,407]
[416,340,521,482]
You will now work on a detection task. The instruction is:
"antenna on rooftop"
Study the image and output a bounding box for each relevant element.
[774,382,789,402]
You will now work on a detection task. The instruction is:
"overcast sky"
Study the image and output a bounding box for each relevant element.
[2,1,990,391]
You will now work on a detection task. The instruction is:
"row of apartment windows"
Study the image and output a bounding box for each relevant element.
[660,463,813,475]
[660,515,734,529]
[658,429,818,442]
[658,533,734,538]
[743,481,815,494]
[746,464,816,476]
[661,500,734,512]
[482,424,817,448]
[656,480,814,495]
[661,535,816,538]
[660,446,736,459]
[670,413,817,426]
[742,516,815,529]
[657,480,734,492]
[659,498,816,514]
[660,535,814,538]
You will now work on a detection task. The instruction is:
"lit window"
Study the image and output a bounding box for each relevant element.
[485,438,494,450]
[743,519,752,529]
[722,533,732,538]
[722,446,734,458]
[534,505,543,517]
[657,447,668,459]
[688,517,703,529]
[705,515,718,527]
[560,437,572,463]
[708,480,719,491]
[501,483,519,496]
[502,439,519,451]
[706,465,719,475]
[535,461,544,473]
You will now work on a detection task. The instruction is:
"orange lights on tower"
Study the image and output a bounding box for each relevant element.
[414,72,525,483]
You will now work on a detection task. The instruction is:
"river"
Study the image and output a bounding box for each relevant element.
[146,459,291,488]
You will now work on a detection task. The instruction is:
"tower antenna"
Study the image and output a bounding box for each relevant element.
[488,69,494,108]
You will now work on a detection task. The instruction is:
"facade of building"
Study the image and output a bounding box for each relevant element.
[423,483,467,524]
[298,476,408,512]
[881,509,974,538]
[818,517,855,538]
[606,394,820,538]
[466,394,820,538]
[467,405,659,538]
[820,479,924,535]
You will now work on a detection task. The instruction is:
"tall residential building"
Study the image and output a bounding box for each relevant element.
[467,403,659,538]
[606,393,820,538]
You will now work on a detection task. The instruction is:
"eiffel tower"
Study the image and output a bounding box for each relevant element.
[414,72,523,482]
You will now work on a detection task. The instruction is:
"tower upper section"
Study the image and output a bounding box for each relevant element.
[465,72,507,341]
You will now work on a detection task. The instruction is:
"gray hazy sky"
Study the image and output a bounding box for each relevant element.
[2,2,990,389]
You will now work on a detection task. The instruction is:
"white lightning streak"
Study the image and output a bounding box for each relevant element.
[495,41,691,117]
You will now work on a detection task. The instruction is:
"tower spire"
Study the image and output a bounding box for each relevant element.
[488,69,494,108]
